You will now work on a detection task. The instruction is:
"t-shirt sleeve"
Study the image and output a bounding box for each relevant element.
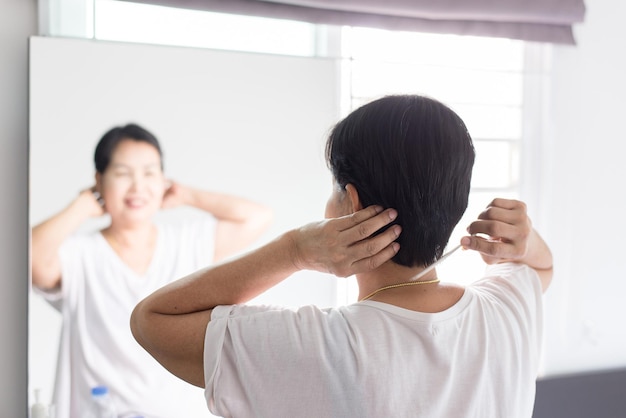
[473,263,544,363]
[203,304,343,416]
[203,305,270,407]
[33,234,86,311]
[481,262,543,317]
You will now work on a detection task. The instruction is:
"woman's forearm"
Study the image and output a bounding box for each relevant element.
[520,228,553,291]
[521,229,553,270]
[134,206,401,316]
[136,231,299,316]
[184,187,273,261]
[186,187,272,225]
[31,192,99,289]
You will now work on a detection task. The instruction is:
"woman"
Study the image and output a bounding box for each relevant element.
[31,123,272,417]
[131,96,553,417]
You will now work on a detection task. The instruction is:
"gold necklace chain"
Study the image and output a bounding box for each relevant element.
[359,278,440,302]
[358,244,462,303]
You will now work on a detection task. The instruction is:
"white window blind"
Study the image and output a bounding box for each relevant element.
[120,0,585,44]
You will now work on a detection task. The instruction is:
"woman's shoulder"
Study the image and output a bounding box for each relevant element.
[57,230,108,271]
[61,229,104,250]
[472,262,542,293]
[468,262,543,315]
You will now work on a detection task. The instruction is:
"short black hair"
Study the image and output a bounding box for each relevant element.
[94,123,163,174]
[325,95,475,267]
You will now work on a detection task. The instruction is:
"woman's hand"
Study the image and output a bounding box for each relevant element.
[290,205,401,277]
[78,186,106,218]
[461,197,553,291]
[161,180,189,209]
[461,198,531,264]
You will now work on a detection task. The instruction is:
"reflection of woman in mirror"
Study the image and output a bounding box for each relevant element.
[131,96,553,417]
[30,123,272,417]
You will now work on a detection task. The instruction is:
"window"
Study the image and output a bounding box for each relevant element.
[337,27,527,303]
[94,0,318,56]
[49,0,539,303]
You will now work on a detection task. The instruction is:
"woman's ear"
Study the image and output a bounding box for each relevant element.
[345,184,363,213]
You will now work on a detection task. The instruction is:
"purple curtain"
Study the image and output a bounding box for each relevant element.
[122,0,586,44]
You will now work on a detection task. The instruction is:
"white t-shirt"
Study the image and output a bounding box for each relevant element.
[204,263,543,418]
[40,217,218,418]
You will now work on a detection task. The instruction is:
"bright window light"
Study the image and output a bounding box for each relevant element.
[94,0,317,56]
[339,27,526,301]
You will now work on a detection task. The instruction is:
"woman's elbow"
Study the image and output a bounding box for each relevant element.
[130,301,151,351]
[536,267,553,293]
[31,258,62,290]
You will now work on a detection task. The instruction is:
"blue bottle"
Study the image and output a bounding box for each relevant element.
[88,386,117,418]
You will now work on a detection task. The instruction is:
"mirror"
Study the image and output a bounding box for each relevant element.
[29,36,342,408]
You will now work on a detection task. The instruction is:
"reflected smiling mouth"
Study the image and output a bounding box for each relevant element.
[125,198,148,208]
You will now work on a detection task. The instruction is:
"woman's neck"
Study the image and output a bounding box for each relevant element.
[102,222,156,249]
[101,222,159,276]
[356,261,466,313]
[356,262,439,302]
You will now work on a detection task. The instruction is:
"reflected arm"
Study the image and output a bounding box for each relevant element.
[171,184,274,261]
[31,190,102,289]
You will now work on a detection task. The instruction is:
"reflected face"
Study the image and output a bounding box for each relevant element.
[325,179,351,219]
[97,139,165,225]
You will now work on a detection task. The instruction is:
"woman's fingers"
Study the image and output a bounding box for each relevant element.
[466,219,523,243]
[461,235,520,262]
[335,206,398,241]
[331,206,400,276]
[348,226,401,274]
[462,198,530,263]
[294,206,401,277]
[477,199,528,224]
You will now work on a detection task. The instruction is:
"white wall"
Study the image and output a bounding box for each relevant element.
[541,0,626,375]
[0,0,36,416]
